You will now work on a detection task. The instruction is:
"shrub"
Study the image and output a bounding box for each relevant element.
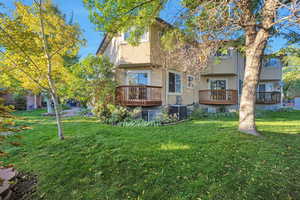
[128,107,142,120]
[190,107,207,119]
[117,119,161,127]
[93,103,130,125]
[276,107,294,112]
[13,94,26,110]
[156,107,179,124]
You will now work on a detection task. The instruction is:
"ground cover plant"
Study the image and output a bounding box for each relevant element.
[2,109,300,200]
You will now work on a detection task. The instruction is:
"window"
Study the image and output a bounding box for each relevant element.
[187,75,194,88]
[258,84,266,92]
[210,80,226,90]
[127,71,150,85]
[168,72,181,94]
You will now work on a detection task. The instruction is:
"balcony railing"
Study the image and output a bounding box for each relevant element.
[256,92,281,104]
[116,85,162,107]
[199,89,238,105]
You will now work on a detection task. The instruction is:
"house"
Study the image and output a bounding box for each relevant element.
[96,18,282,118]
[0,88,42,110]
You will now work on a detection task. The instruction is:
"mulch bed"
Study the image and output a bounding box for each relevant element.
[0,168,37,200]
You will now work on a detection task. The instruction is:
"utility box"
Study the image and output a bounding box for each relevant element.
[169,105,187,120]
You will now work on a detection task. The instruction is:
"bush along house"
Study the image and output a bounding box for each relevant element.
[96,18,282,120]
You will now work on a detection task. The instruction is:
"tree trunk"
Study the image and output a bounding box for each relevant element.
[38,0,64,140]
[239,30,269,136]
[50,91,64,140]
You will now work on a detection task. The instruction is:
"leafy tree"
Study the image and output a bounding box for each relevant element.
[0,0,83,139]
[67,54,117,107]
[84,0,300,136]
[281,47,300,98]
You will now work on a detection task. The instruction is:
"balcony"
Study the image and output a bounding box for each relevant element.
[256,92,281,104]
[116,85,162,107]
[199,90,238,105]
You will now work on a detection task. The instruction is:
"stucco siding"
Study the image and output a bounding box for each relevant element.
[119,42,151,65]
[202,51,238,75]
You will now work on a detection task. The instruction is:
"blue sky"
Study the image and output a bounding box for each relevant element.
[2,0,287,57]
[3,0,103,58]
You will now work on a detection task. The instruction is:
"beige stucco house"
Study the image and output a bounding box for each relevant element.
[97,18,282,118]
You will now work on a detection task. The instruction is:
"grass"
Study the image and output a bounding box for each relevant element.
[2,109,300,200]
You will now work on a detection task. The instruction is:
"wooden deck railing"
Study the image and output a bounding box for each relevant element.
[116,85,162,106]
[199,89,238,105]
[256,92,281,104]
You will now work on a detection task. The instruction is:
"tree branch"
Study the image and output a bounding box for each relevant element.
[0,25,42,73]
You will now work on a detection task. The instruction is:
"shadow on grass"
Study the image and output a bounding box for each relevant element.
[5,111,300,199]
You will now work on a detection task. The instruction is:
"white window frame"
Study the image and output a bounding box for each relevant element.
[208,78,228,90]
[126,70,151,85]
[187,75,195,89]
[167,70,183,95]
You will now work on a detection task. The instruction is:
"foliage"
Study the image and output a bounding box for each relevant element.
[0,91,21,163]
[2,110,300,199]
[68,54,116,106]
[156,107,180,124]
[190,107,206,120]
[93,104,129,125]
[12,93,27,111]
[281,47,300,98]
[84,0,300,134]
[191,107,237,120]
[117,119,161,127]
[0,1,83,93]
[0,0,84,139]
[0,98,15,133]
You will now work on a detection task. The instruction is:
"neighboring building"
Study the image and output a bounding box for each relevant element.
[97,18,282,118]
[26,93,42,110]
[0,89,42,110]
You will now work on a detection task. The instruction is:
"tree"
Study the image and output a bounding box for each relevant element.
[0,0,83,139]
[281,47,300,98]
[67,54,116,107]
[84,0,300,136]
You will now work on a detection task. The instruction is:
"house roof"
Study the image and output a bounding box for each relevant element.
[95,17,173,55]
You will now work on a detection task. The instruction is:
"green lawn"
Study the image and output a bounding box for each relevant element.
[3,110,300,200]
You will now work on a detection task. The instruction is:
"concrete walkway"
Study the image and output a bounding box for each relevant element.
[61,107,81,117]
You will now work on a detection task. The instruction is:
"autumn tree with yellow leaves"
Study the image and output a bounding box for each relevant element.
[0,0,84,139]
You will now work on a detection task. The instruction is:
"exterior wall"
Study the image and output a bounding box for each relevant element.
[149,24,165,67]
[198,75,238,90]
[102,34,151,66]
[26,94,42,110]
[115,66,163,86]
[260,65,282,80]
[0,92,14,105]
[202,50,239,75]
[103,37,120,65]
[119,42,151,65]
[100,22,283,111]
[164,71,200,105]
